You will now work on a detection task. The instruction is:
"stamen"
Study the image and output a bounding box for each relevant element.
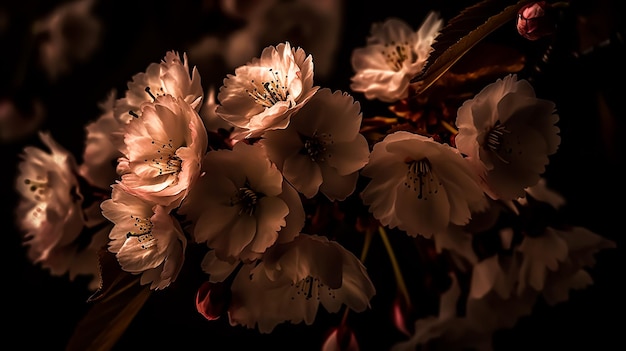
[246,68,290,108]
[230,185,260,216]
[289,276,331,301]
[403,158,440,200]
[382,40,414,71]
[301,131,333,162]
[145,86,156,101]
[146,139,182,176]
[126,214,156,249]
[486,122,512,164]
[24,177,47,201]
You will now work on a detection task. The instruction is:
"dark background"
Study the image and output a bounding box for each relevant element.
[2,0,624,350]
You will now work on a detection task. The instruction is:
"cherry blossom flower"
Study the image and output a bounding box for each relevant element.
[455,74,561,201]
[116,94,208,210]
[100,184,187,290]
[201,234,375,333]
[260,88,370,201]
[516,226,616,297]
[178,142,304,262]
[32,0,101,80]
[540,228,612,306]
[114,50,203,123]
[350,12,443,103]
[360,131,488,238]
[15,131,103,289]
[215,41,319,139]
[468,221,615,304]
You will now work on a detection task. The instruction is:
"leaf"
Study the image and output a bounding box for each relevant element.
[411,0,534,94]
[66,250,152,351]
[87,248,138,303]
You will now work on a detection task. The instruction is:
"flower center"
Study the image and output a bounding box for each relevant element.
[382,40,415,71]
[145,86,165,100]
[289,276,333,301]
[148,138,182,176]
[23,176,48,201]
[126,214,156,249]
[486,121,512,164]
[300,131,333,163]
[230,184,261,216]
[404,158,440,200]
[246,68,289,108]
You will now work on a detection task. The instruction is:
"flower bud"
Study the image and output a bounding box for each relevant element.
[321,324,360,351]
[392,292,414,336]
[516,1,556,41]
[195,281,231,321]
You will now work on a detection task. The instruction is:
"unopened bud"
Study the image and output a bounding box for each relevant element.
[321,324,360,351]
[516,1,556,41]
[195,281,231,321]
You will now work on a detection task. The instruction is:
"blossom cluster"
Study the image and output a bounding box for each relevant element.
[9,1,618,350]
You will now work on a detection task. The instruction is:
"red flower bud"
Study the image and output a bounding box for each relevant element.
[195,281,231,321]
[392,293,414,336]
[321,324,360,351]
[516,1,556,41]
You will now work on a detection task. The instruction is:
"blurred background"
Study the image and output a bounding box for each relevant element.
[2,0,624,349]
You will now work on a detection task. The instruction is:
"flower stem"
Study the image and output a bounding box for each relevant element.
[360,228,374,262]
[440,120,458,135]
[378,226,412,309]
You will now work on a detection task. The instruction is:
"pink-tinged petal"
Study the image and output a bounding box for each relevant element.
[201,251,239,283]
[326,134,370,175]
[319,167,359,202]
[517,228,568,293]
[114,50,203,121]
[211,208,258,258]
[283,153,323,198]
[276,181,305,244]
[434,225,478,265]
[394,177,450,238]
[247,196,287,253]
[470,256,501,299]
[260,128,303,170]
[351,46,397,71]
